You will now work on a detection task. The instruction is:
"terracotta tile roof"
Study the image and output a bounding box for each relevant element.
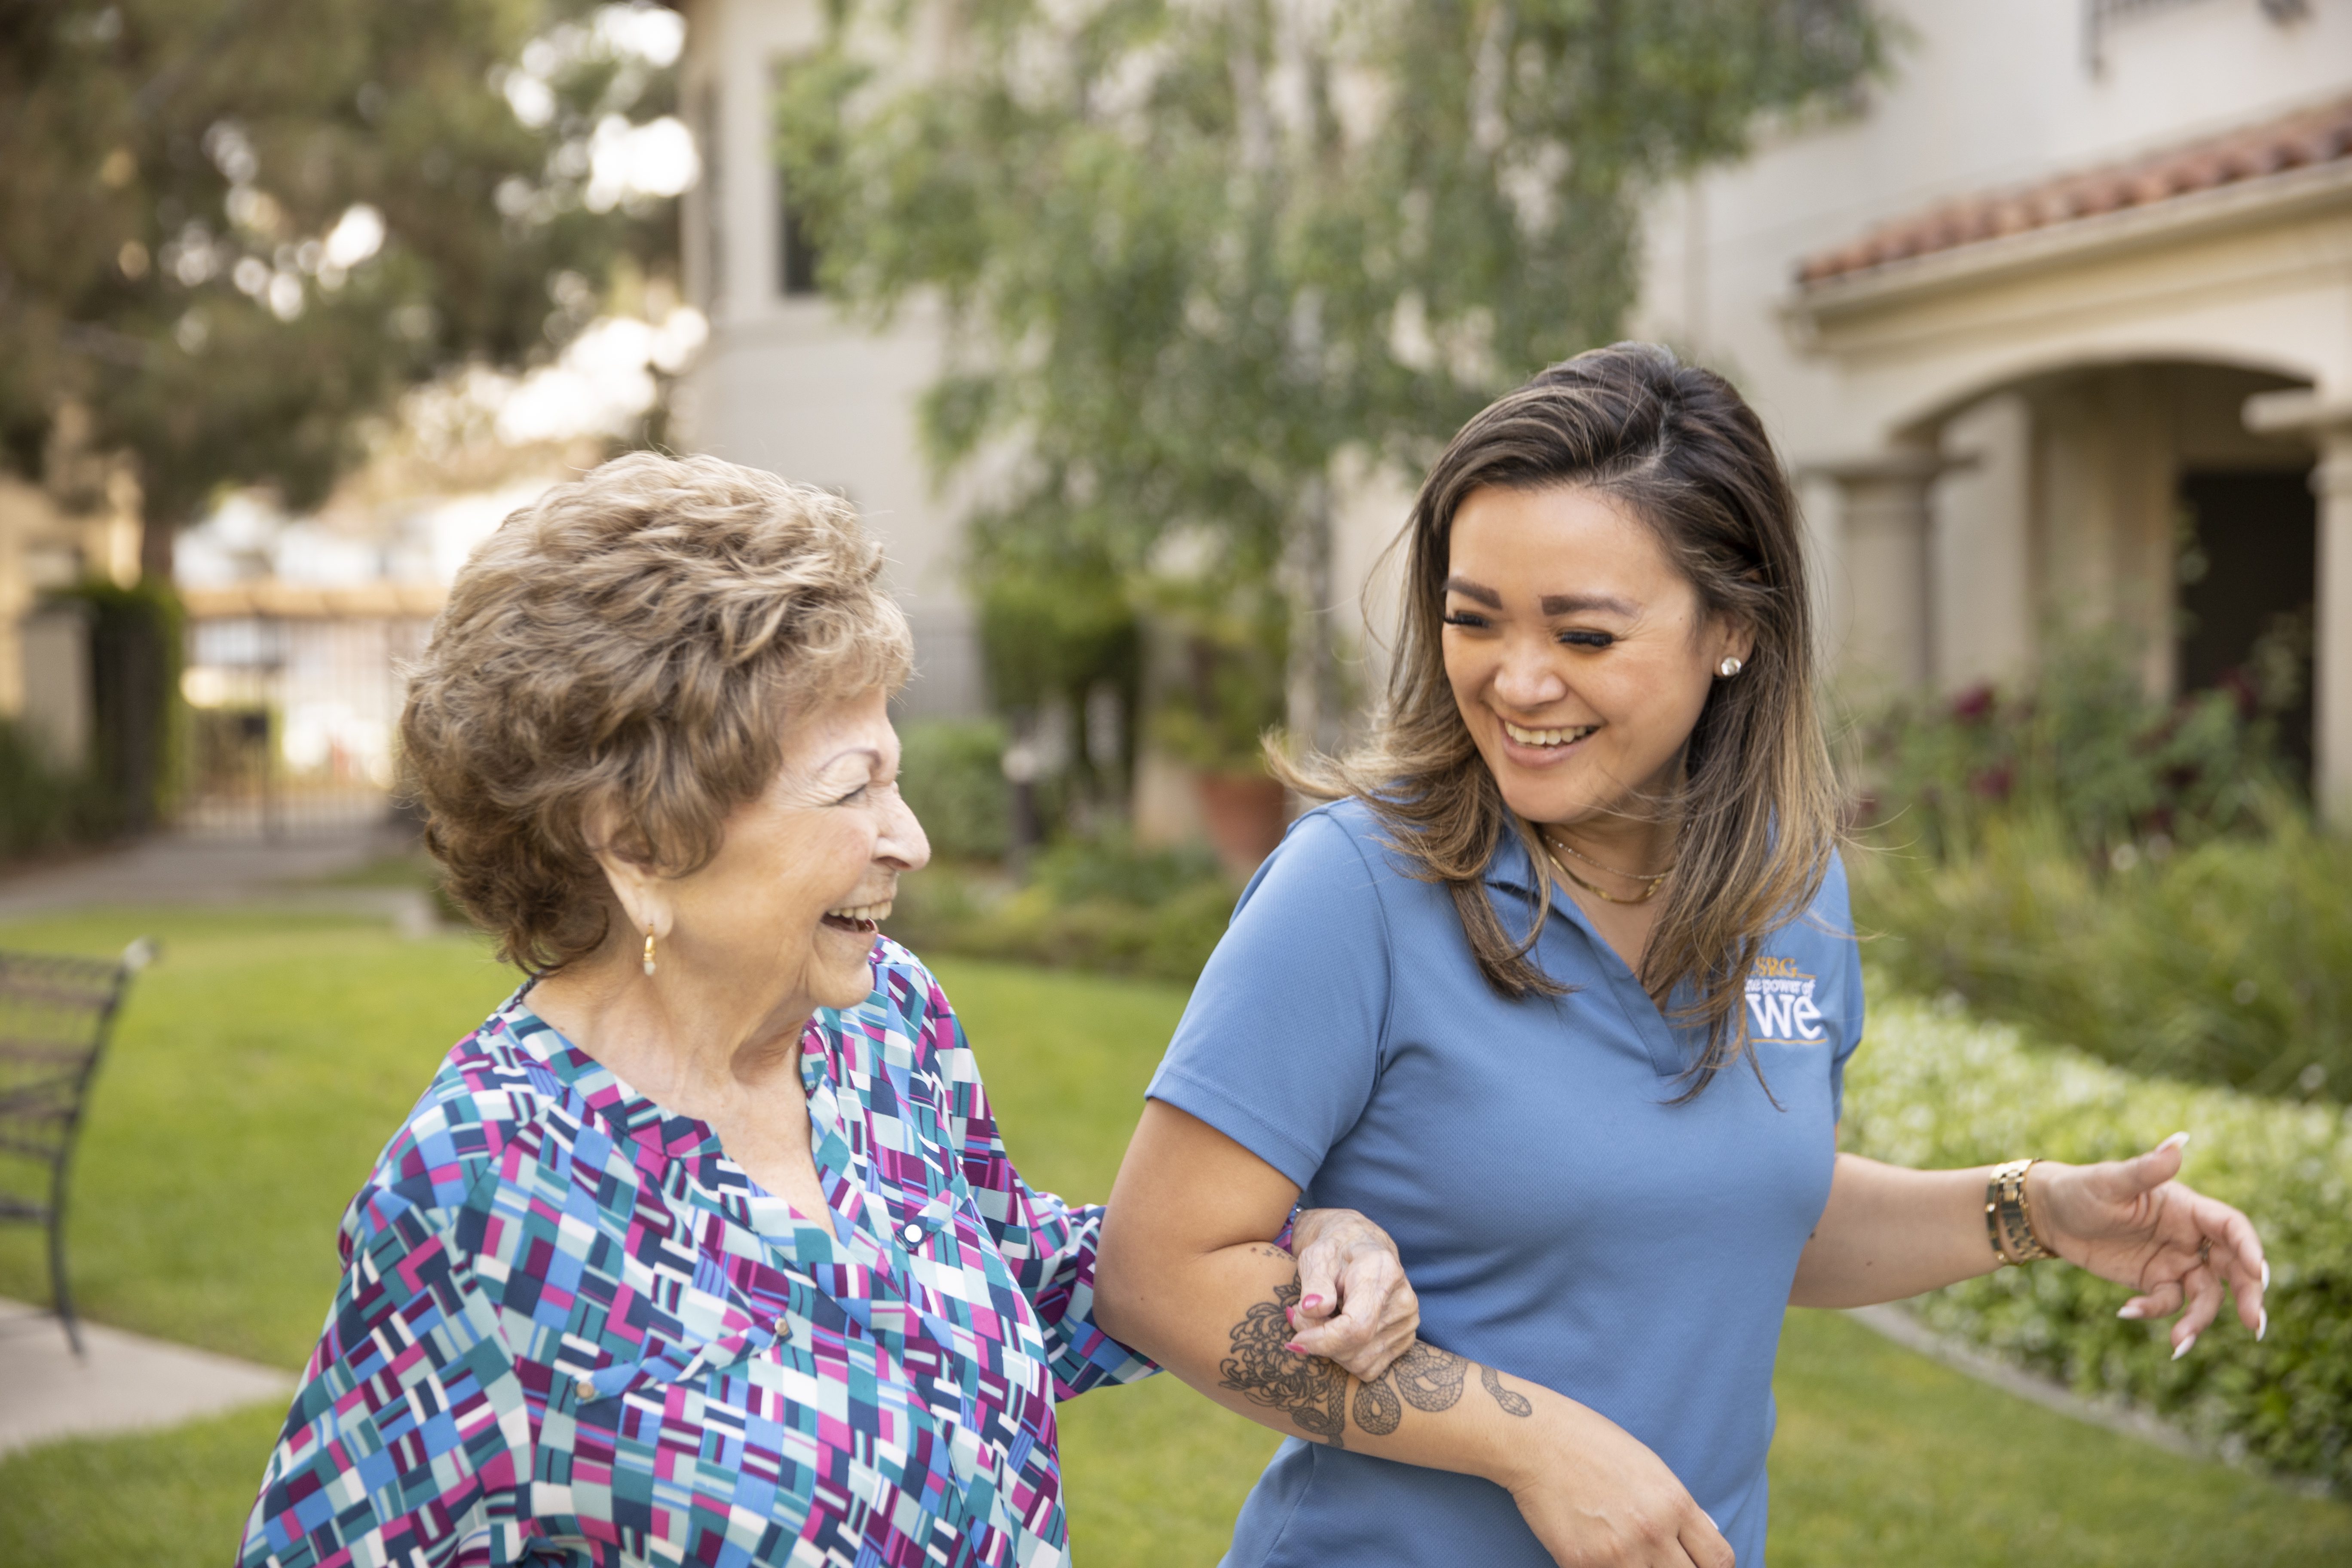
[1796,94,2352,286]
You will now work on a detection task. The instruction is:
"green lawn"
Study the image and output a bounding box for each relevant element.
[1,907,2346,1565]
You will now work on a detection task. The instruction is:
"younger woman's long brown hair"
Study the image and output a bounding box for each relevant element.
[1277,342,1842,1097]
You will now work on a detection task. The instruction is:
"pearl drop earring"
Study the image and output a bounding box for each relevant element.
[642,923,658,977]
[1717,656,1744,678]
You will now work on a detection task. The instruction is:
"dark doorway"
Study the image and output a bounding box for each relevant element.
[2176,469,2316,775]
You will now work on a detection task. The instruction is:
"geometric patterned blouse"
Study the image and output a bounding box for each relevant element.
[238,940,1155,1568]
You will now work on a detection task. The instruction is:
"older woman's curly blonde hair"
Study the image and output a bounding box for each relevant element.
[400,452,913,974]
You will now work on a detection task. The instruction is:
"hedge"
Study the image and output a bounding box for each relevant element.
[1851,807,2352,1099]
[1843,984,2352,1491]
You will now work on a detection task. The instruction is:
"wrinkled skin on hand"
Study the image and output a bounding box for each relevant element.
[1284,1208,1420,1381]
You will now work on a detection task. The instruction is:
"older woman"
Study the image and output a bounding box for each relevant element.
[1093,344,2271,1568]
[236,454,1417,1568]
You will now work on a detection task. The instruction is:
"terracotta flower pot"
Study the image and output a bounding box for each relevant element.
[1195,772,1289,876]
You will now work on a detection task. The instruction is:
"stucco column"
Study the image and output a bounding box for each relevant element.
[1810,450,1948,692]
[2246,391,2352,826]
[2309,430,2352,826]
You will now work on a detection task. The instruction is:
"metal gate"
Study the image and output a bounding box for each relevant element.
[178,585,441,839]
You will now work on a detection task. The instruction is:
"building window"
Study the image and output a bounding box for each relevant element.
[2082,0,2306,74]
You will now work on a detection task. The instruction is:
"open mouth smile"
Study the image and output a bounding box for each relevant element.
[821,899,892,934]
[1501,719,1599,749]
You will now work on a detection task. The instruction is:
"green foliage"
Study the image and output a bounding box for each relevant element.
[1849,634,2341,1097]
[778,0,1881,738]
[1854,631,2288,864]
[1852,808,2352,1099]
[0,0,679,534]
[0,576,182,858]
[976,566,1140,717]
[49,575,184,833]
[0,716,98,858]
[1142,574,1289,774]
[974,558,1141,827]
[1842,987,2352,1492]
[884,833,1236,984]
[897,718,1013,862]
[1032,828,1224,907]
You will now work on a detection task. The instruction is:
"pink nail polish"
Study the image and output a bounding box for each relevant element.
[1301,1295,1324,1310]
[1284,1342,1306,1356]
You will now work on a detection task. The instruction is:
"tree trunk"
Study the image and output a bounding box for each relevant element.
[138,505,178,584]
[1284,474,1343,758]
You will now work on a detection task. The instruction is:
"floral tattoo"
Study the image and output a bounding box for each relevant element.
[1221,1280,1535,1446]
[1219,1279,1350,1447]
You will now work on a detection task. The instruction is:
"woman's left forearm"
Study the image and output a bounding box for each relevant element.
[1789,1152,2007,1306]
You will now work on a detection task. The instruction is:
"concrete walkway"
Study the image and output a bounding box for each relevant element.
[0,1298,291,1457]
[0,823,436,930]
[0,826,428,1463]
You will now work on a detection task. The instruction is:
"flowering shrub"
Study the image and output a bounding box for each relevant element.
[1852,630,2289,863]
[1843,987,2352,1491]
[1850,807,2352,1098]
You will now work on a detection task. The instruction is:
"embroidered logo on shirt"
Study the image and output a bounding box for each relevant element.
[1745,957,1826,1044]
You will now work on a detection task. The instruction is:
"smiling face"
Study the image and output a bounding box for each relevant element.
[652,684,930,1016]
[1440,484,1750,833]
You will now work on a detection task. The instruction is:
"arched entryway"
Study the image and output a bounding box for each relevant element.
[1921,359,2317,767]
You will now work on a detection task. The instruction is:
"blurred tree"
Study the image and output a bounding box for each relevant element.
[0,0,686,572]
[778,0,1882,751]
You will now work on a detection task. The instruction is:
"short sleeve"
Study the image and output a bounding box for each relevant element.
[1147,805,1394,1190]
[1818,852,1867,1122]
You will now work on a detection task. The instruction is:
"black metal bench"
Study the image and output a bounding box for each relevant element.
[0,939,156,1355]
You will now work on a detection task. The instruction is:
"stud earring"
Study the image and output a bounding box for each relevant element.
[1717,656,1744,678]
[642,923,658,977]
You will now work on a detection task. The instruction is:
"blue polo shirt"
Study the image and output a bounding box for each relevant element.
[1147,797,1862,1568]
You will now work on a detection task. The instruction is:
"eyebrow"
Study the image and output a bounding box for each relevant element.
[1442,576,1501,608]
[1444,576,1635,618]
[812,745,885,776]
[1538,591,1637,618]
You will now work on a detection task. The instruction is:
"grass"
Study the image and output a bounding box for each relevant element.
[1,907,2347,1565]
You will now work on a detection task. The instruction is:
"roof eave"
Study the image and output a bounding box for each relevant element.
[1783,158,2352,334]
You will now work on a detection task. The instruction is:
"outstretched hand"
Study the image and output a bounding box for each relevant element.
[1285,1207,1420,1381]
[2033,1133,2268,1358]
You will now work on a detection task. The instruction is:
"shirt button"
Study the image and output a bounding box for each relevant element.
[773,1317,793,1341]
[574,1376,597,1401]
[902,1222,923,1244]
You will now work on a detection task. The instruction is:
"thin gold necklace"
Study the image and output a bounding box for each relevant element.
[1540,833,1673,905]
[1547,830,1671,882]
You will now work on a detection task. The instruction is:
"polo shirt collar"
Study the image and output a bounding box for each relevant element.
[1479,822,1549,898]
[1476,822,1703,1078]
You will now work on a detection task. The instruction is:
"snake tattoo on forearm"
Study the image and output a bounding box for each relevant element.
[1217,1277,1535,1446]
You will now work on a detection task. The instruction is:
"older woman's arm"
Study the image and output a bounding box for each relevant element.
[920,963,1417,1390]
[1098,1103,1736,1568]
[1791,1138,2267,1355]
